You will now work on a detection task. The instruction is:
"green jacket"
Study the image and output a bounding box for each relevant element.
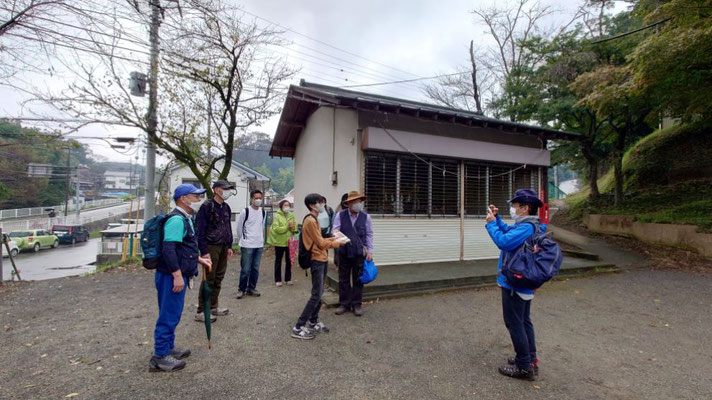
[266,210,297,247]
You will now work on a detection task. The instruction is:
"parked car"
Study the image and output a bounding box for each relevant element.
[8,230,59,252]
[1,234,19,258]
[51,225,90,245]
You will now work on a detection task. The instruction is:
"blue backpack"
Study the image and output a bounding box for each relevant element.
[502,223,563,289]
[141,213,171,269]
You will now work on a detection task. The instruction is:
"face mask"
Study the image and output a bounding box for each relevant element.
[314,203,325,213]
[509,206,518,220]
[253,199,263,207]
[318,209,330,228]
[220,190,233,200]
[351,202,365,213]
[189,199,204,213]
[282,206,291,213]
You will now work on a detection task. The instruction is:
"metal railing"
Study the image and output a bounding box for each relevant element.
[0,198,124,221]
[0,200,144,232]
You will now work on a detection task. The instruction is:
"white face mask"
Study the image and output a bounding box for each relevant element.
[318,208,330,228]
[253,199,263,207]
[188,199,204,213]
[282,206,291,213]
[351,202,365,213]
[509,206,518,220]
[220,190,233,200]
[314,203,325,213]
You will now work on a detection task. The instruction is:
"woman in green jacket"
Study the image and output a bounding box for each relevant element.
[267,200,297,286]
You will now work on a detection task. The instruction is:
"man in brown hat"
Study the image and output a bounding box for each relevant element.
[332,190,374,316]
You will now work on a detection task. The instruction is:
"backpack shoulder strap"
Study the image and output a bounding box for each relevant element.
[302,214,317,250]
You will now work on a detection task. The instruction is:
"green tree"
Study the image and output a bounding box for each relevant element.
[630,0,712,121]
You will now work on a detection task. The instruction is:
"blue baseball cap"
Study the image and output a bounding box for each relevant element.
[173,183,206,200]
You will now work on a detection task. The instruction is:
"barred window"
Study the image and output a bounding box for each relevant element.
[365,151,540,217]
[365,152,460,216]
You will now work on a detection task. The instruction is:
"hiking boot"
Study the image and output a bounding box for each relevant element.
[246,289,261,297]
[236,291,245,299]
[334,306,348,315]
[308,321,330,333]
[498,364,535,381]
[149,354,186,372]
[210,307,229,316]
[194,313,217,323]
[353,306,363,317]
[508,357,539,375]
[169,347,191,360]
[291,326,315,340]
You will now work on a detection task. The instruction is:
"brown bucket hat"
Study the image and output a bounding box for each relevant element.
[345,190,367,203]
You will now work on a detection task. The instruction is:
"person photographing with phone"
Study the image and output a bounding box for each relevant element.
[485,189,546,381]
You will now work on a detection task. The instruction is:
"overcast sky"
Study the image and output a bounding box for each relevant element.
[0,0,628,164]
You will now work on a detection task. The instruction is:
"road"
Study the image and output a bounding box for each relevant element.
[1,238,98,281]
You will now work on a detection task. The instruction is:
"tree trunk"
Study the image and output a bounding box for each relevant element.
[581,142,600,200]
[469,40,483,114]
[613,109,631,207]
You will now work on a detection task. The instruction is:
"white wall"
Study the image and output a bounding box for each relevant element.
[293,107,360,219]
[168,162,250,234]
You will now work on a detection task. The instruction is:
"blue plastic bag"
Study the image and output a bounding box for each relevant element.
[360,259,378,284]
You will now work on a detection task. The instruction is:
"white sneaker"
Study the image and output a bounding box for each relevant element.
[276,282,283,287]
[291,326,315,340]
[308,321,330,333]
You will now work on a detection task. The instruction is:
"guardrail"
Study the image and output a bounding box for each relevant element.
[0,198,124,220]
[0,200,144,232]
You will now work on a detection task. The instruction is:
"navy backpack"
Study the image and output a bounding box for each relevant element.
[502,223,563,289]
[140,213,171,269]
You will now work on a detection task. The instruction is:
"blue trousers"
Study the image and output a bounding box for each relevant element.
[154,271,188,357]
[239,247,263,292]
[501,288,537,370]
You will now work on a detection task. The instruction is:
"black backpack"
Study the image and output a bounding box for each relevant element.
[298,214,317,270]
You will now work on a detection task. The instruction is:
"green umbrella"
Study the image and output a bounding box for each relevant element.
[200,266,212,349]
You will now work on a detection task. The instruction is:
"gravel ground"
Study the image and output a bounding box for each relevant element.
[1,247,712,400]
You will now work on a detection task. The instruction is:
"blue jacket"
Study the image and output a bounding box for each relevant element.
[485,214,546,295]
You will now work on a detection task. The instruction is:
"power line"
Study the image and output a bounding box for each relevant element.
[591,17,672,44]
[237,6,422,79]
[341,71,469,89]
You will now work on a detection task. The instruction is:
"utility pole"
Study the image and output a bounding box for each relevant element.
[144,0,161,221]
[64,146,70,218]
[75,165,81,222]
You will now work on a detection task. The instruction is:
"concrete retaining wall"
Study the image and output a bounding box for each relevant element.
[586,214,712,258]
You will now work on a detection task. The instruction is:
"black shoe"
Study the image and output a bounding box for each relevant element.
[498,364,535,381]
[246,289,261,297]
[507,356,539,375]
[149,354,186,372]
[169,347,191,360]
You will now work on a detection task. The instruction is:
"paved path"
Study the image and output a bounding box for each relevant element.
[1,254,711,399]
[1,238,98,281]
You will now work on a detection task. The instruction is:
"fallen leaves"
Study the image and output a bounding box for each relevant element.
[65,393,79,398]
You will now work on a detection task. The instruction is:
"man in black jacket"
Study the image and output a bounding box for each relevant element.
[194,181,235,322]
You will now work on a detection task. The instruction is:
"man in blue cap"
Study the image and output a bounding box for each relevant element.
[485,188,545,381]
[150,183,212,372]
